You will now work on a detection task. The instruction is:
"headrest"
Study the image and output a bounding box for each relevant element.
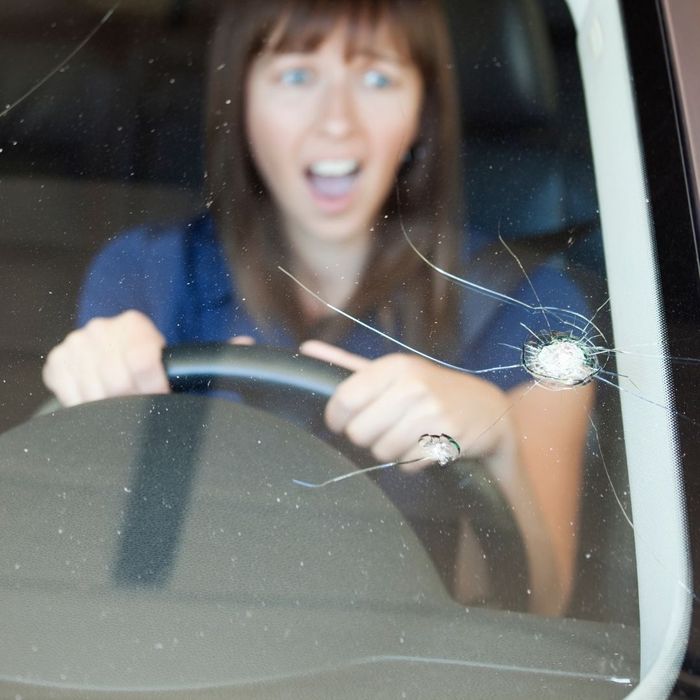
[443,0,559,128]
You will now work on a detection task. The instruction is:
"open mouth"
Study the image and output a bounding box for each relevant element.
[306,159,360,201]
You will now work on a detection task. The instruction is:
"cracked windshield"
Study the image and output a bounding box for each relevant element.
[0,0,691,697]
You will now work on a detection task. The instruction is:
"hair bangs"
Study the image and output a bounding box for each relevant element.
[262,0,411,61]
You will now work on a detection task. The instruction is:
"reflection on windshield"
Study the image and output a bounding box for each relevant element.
[0,0,695,696]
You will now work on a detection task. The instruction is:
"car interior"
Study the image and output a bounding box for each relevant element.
[0,0,649,697]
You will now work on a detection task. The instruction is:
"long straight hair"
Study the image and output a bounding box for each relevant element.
[206,0,462,354]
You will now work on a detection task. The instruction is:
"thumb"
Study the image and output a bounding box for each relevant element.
[300,339,370,372]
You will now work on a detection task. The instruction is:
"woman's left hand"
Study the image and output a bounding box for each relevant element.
[300,340,517,468]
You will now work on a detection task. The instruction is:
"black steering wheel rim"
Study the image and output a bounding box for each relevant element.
[164,343,352,398]
[162,343,530,611]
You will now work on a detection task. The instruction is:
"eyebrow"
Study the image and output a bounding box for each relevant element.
[352,48,408,64]
[260,45,409,66]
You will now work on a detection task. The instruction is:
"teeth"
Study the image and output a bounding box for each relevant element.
[309,159,358,177]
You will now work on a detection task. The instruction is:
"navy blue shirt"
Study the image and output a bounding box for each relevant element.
[78,215,588,391]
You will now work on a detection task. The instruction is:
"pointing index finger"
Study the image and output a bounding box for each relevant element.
[300,340,370,372]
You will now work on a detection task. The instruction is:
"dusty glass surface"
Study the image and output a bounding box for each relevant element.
[0,0,693,697]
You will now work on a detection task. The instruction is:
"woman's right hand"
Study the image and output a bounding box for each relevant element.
[42,310,169,407]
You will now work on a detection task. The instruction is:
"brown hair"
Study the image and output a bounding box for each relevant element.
[205,0,462,354]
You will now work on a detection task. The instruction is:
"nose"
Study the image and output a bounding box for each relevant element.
[316,79,358,138]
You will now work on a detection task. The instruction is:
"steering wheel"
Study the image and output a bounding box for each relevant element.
[30,342,529,608]
[163,343,529,610]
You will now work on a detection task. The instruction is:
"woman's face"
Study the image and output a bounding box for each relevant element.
[245,20,424,251]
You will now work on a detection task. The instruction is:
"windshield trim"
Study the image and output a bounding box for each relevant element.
[568,0,692,695]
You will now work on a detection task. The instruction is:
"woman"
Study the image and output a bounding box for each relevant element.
[42,0,592,615]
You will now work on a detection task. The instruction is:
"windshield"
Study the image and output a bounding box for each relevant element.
[0,1,693,697]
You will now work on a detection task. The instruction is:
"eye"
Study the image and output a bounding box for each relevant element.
[362,69,392,89]
[279,67,313,86]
